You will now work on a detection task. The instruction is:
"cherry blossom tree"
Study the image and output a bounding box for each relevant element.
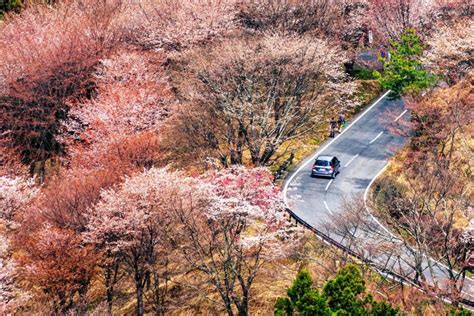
[0,176,37,312]
[85,168,203,315]
[423,19,474,84]
[0,240,20,313]
[63,49,171,169]
[85,166,297,315]
[373,80,473,303]
[238,0,347,36]
[169,34,358,167]
[0,176,37,222]
[120,0,238,51]
[367,0,472,41]
[0,0,122,178]
[173,166,298,316]
[238,0,375,51]
[15,224,98,313]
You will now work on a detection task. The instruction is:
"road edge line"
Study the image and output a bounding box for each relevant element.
[283,89,391,205]
[363,163,474,284]
[363,163,397,238]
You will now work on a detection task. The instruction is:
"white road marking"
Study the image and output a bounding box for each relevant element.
[323,200,333,214]
[283,90,392,205]
[281,88,474,304]
[363,164,397,238]
[325,179,333,191]
[369,131,384,144]
[344,154,359,167]
[394,109,408,122]
[364,164,474,285]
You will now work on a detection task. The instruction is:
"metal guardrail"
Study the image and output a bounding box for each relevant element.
[285,207,474,309]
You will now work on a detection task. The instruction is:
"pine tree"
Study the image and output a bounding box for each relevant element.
[323,265,366,314]
[376,28,436,96]
[275,266,399,315]
[274,269,330,316]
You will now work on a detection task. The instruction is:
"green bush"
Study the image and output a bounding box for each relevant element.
[275,265,400,315]
[375,28,436,96]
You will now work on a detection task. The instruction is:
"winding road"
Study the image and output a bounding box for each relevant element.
[283,91,474,307]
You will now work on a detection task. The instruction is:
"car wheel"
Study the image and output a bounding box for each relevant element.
[331,172,335,179]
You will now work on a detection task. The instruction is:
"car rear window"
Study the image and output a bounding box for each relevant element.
[315,160,329,166]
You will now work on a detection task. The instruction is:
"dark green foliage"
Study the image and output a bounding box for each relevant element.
[275,269,330,316]
[449,307,474,316]
[352,68,379,80]
[364,294,399,316]
[375,28,436,96]
[0,0,22,15]
[275,266,400,316]
[323,265,365,313]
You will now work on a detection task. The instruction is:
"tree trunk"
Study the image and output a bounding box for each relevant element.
[105,259,120,315]
[151,270,166,316]
[230,148,242,165]
[219,291,234,316]
[237,291,249,316]
[136,285,144,316]
[258,145,275,166]
[106,271,114,315]
[224,301,234,316]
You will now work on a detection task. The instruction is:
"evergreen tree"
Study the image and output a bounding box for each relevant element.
[275,266,399,316]
[275,269,330,316]
[376,28,436,96]
[323,265,366,314]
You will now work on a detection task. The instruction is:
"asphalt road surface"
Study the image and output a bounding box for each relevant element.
[284,91,474,307]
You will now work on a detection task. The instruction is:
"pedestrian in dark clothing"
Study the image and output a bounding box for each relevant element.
[380,45,387,59]
[337,113,346,132]
[329,118,337,138]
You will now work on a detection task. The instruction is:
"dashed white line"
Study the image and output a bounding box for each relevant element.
[344,154,359,167]
[323,200,333,214]
[282,90,392,205]
[325,179,333,191]
[369,131,384,144]
[394,109,408,122]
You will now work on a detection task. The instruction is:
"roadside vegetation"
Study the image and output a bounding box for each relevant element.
[0,0,472,314]
[372,77,473,306]
[370,5,473,309]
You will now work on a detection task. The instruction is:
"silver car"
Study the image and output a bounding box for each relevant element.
[311,155,341,179]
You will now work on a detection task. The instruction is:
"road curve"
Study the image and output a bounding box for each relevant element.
[283,91,474,307]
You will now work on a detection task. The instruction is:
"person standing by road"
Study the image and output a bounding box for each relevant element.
[329,118,337,138]
[337,113,346,133]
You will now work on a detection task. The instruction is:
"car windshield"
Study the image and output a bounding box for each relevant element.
[315,160,330,166]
